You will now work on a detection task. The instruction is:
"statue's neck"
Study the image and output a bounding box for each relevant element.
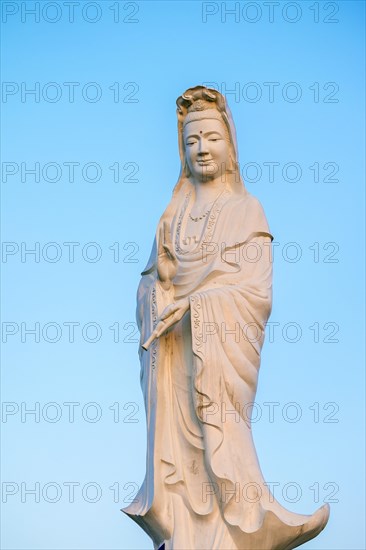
[193,177,227,205]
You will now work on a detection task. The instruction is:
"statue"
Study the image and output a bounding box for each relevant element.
[122,86,330,549]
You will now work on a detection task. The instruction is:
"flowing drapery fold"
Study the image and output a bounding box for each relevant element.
[122,190,329,549]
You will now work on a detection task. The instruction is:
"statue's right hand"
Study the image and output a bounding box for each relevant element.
[157,221,178,290]
[142,298,189,350]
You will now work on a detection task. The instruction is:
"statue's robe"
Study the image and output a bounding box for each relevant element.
[122,190,329,550]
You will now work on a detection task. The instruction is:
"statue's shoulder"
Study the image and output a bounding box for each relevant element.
[225,191,266,216]
[223,191,271,240]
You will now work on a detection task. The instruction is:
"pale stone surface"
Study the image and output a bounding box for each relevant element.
[122,86,330,549]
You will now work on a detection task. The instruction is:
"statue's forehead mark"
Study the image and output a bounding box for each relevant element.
[185,130,223,139]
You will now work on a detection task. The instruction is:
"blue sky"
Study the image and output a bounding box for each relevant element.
[1,1,365,549]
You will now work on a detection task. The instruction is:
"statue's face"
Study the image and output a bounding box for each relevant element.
[183,118,230,182]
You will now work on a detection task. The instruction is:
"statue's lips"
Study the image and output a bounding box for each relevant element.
[196,159,214,165]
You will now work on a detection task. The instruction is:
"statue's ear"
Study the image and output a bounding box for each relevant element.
[225,142,238,174]
[183,158,191,178]
[227,151,236,173]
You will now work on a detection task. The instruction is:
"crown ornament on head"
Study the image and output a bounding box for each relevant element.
[177,86,228,128]
[187,99,212,112]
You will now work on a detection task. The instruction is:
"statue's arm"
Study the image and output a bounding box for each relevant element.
[189,233,273,325]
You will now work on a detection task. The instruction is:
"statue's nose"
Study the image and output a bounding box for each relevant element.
[198,139,209,154]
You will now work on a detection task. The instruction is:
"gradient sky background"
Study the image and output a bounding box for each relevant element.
[1,1,365,549]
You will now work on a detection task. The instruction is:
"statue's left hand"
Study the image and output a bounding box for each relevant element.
[142,298,190,350]
[157,221,178,290]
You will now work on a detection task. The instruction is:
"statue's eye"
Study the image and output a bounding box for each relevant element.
[186,141,196,146]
